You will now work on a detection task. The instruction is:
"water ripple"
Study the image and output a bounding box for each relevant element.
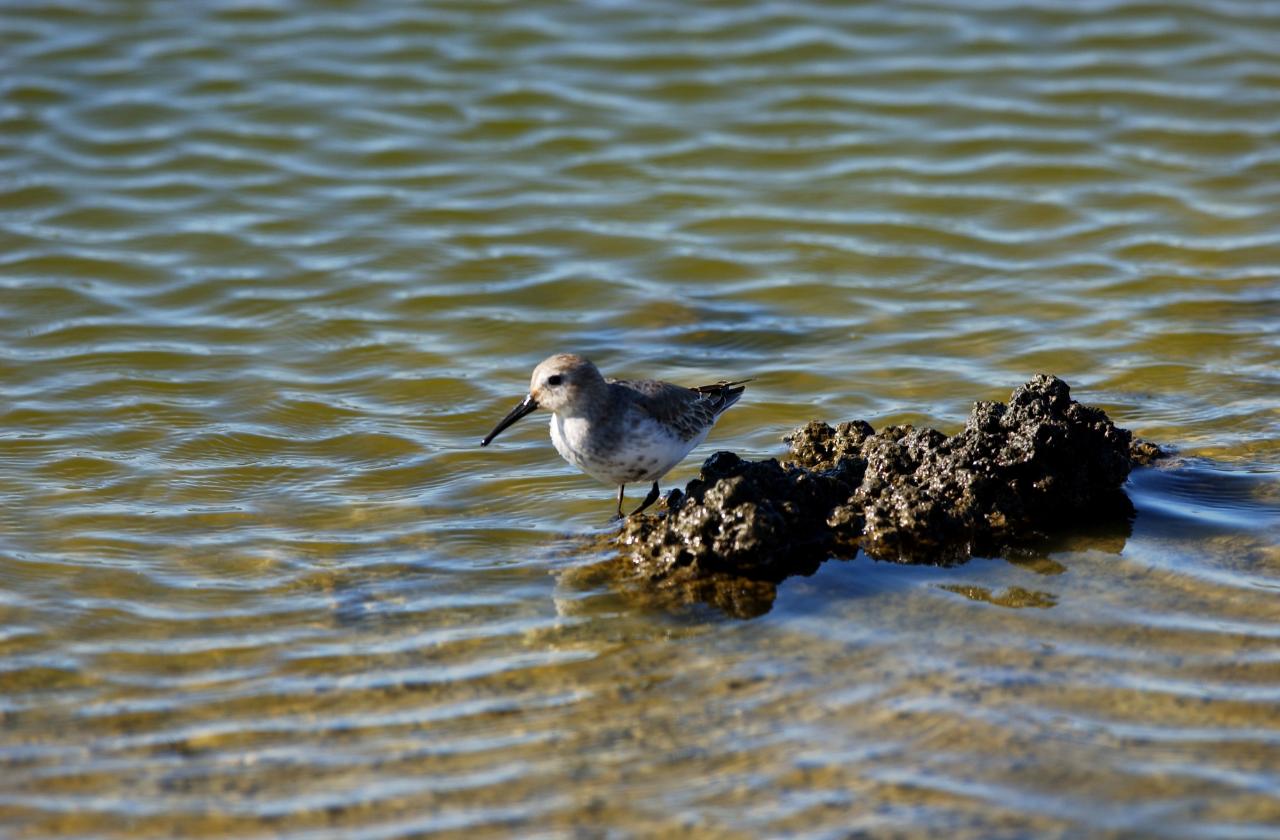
[2,0,1279,835]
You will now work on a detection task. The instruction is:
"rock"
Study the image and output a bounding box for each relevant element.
[845,375,1136,561]
[616,375,1156,613]
[1129,437,1168,465]
[619,451,855,583]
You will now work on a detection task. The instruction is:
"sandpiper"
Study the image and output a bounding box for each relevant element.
[480,353,749,518]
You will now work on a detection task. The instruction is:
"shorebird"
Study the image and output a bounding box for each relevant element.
[480,353,749,518]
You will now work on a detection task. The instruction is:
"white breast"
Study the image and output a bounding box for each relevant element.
[549,412,705,486]
[549,413,592,472]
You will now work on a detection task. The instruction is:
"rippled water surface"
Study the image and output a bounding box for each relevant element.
[3,0,1279,836]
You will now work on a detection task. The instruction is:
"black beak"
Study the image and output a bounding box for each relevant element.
[480,394,539,446]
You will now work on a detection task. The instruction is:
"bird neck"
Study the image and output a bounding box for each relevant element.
[559,380,610,422]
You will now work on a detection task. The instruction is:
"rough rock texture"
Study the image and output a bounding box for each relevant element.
[1129,437,1167,466]
[618,375,1160,614]
[620,452,856,574]
[789,374,1136,561]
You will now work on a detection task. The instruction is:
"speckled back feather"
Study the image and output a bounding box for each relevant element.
[610,378,750,442]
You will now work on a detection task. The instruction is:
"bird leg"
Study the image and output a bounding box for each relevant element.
[629,481,660,517]
[614,484,626,520]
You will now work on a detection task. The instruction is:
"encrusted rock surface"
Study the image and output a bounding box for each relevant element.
[620,451,856,576]
[618,375,1162,614]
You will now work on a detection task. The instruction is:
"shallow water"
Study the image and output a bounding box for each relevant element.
[2,0,1279,836]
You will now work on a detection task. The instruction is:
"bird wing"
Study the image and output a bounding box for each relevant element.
[613,378,750,441]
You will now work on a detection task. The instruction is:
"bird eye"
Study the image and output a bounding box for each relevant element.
[546,374,563,386]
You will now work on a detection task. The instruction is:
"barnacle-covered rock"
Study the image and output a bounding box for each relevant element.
[615,375,1162,615]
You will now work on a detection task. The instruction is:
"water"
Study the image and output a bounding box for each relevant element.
[2,0,1279,835]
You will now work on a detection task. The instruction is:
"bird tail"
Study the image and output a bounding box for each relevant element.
[693,379,752,416]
